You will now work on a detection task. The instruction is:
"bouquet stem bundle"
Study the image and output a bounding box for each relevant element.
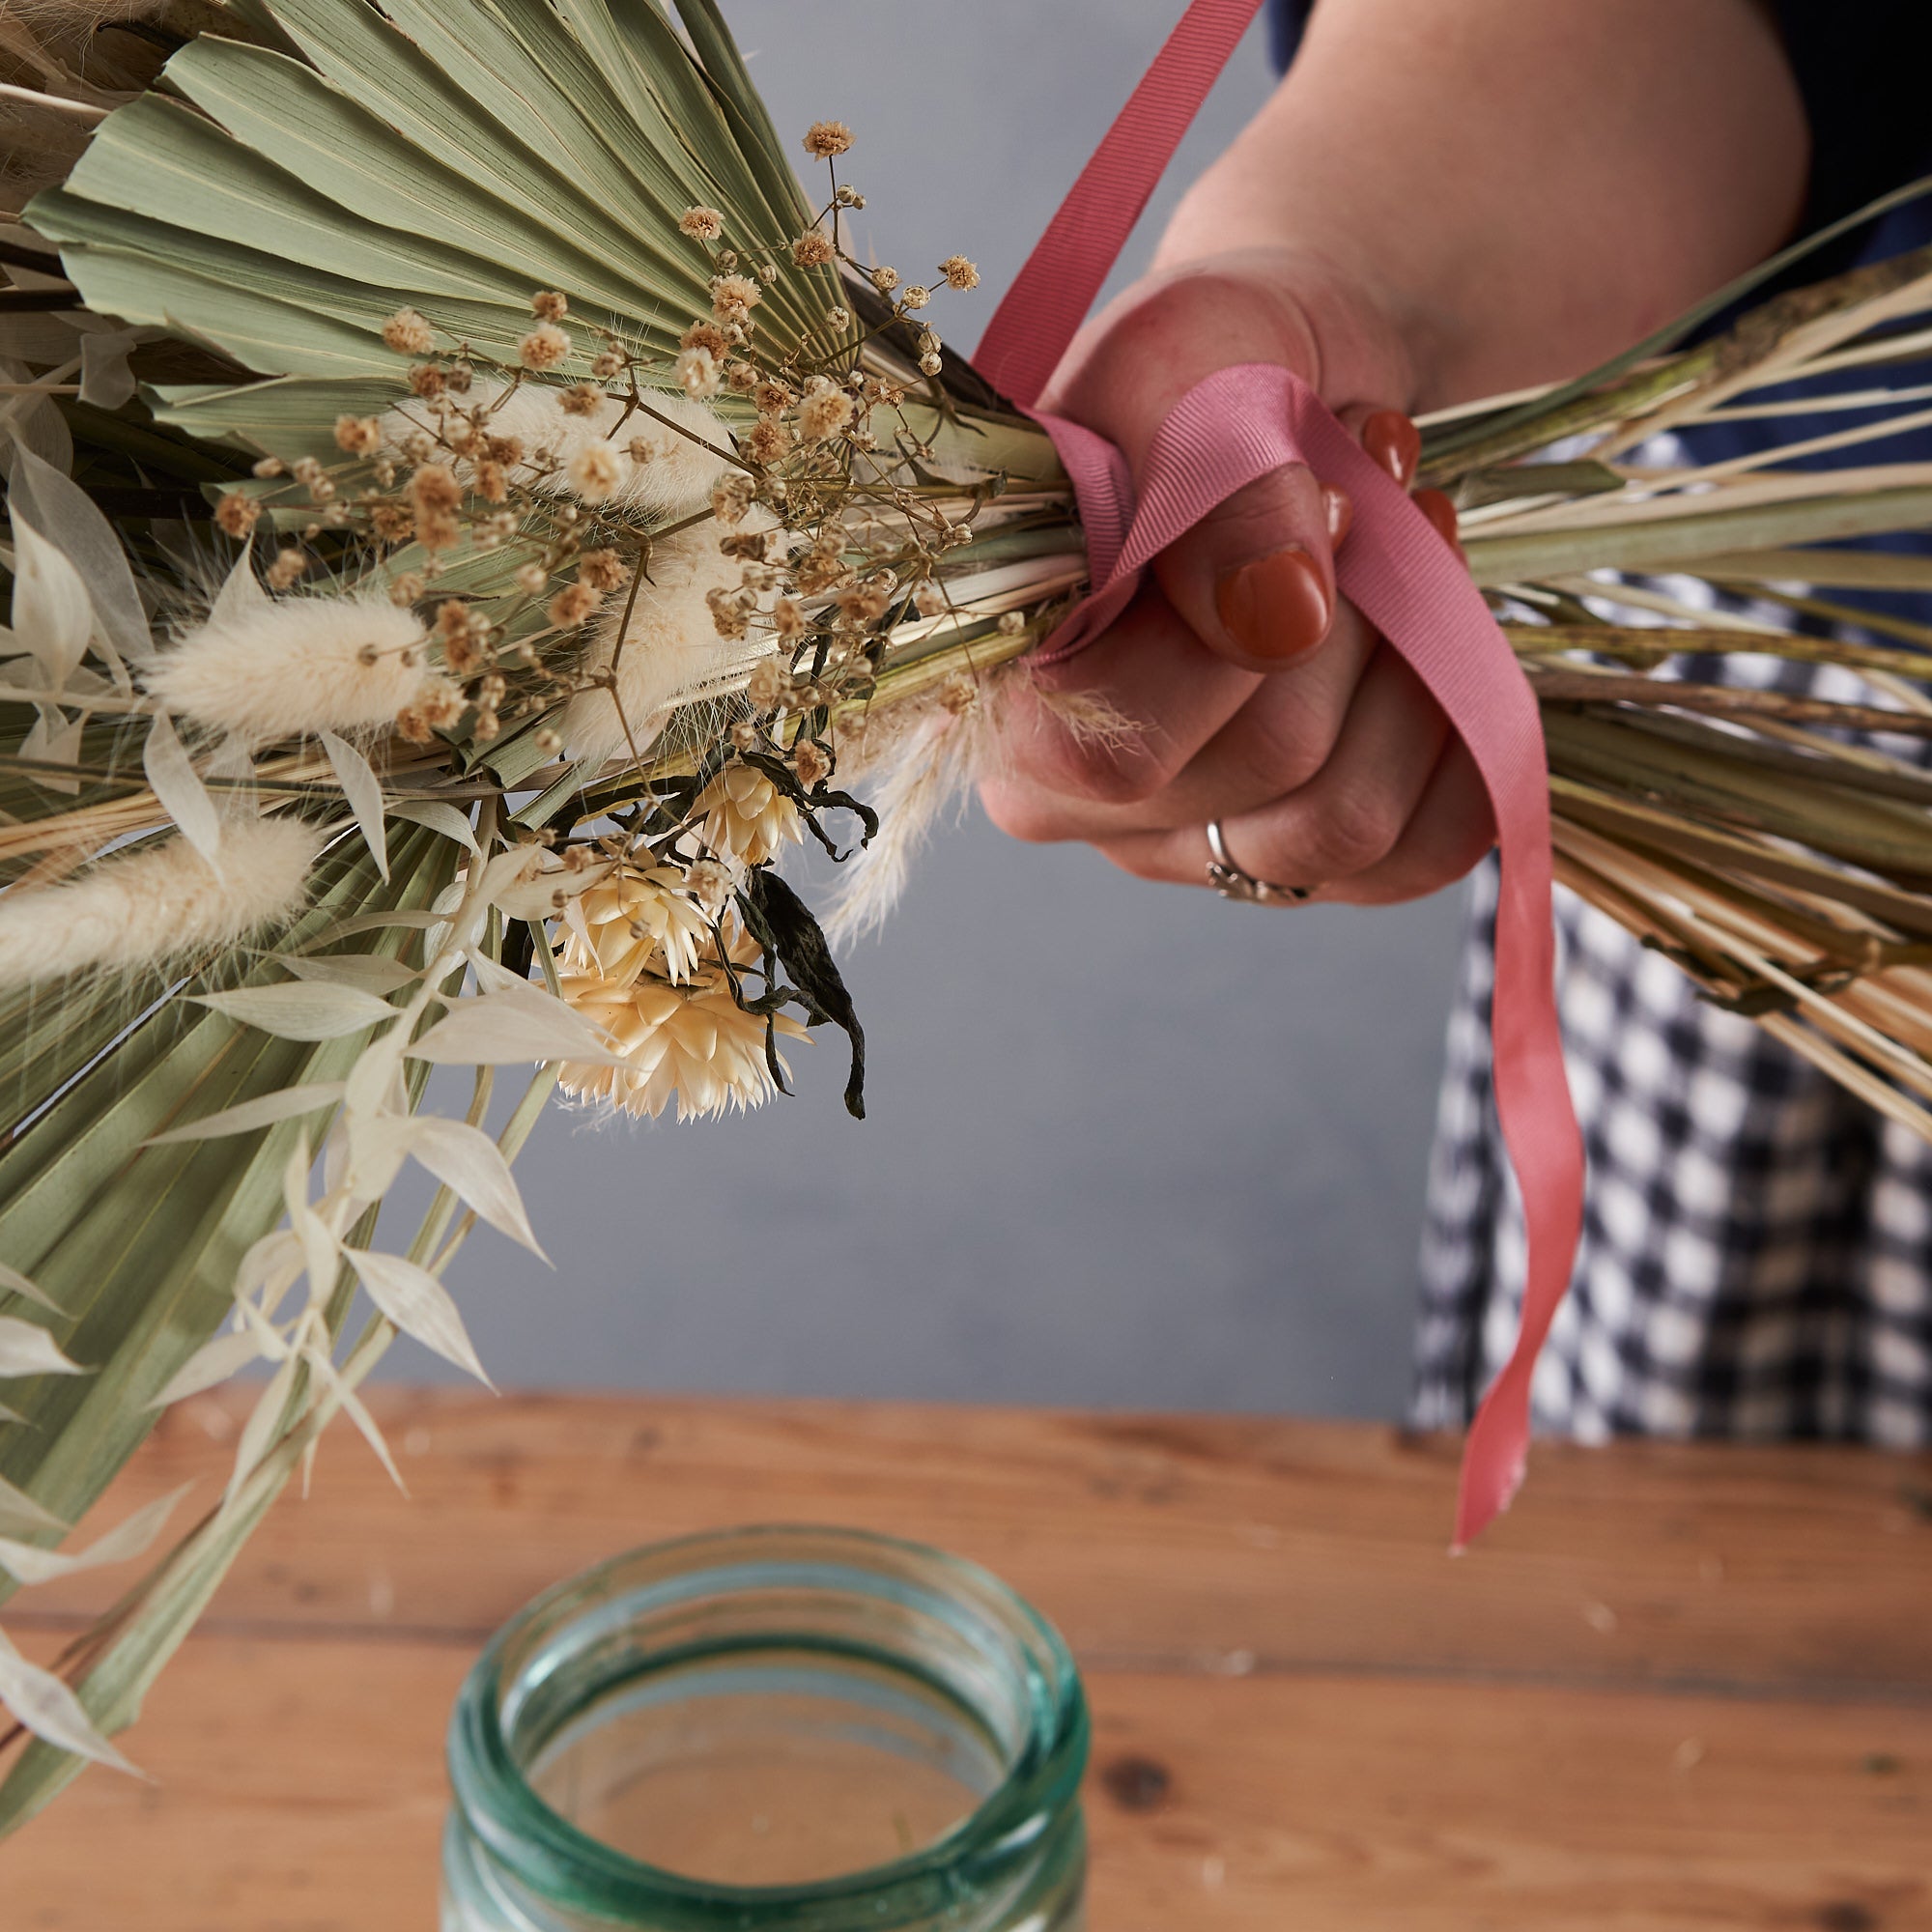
[0,0,1927,1829]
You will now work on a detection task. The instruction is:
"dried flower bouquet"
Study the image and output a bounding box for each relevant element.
[0,0,1929,1828]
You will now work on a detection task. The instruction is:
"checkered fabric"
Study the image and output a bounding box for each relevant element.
[1414,633,1932,1445]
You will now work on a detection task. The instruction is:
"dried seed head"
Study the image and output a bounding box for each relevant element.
[531,290,570,321]
[214,492,261,538]
[746,416,793,466]
[709,273,761,322]
[679,320,729,358]
[802,120,853,158]
[869,265,899,294]
[409,464,462,515]
[677,346,722,399]
[578,549,630,594]
[548,582,603,628]
[900,284,931,311]
[515,562,549,595]
[267,547,308,590]
[745,658,790,711]
[382,307,436,355]
[591,348,627,380]
[920,352,944,377]
[798,385,853,441]
[559,382,606,417]
[710,473,754,526]
[519,323,572,371]
[389,570,427,606]
[678,205,724,241]
[333,414,383,456]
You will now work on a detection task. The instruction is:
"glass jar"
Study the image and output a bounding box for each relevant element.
[442,1525,1089,1931]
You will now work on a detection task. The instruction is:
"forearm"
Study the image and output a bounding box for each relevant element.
[1155,0,1809,408]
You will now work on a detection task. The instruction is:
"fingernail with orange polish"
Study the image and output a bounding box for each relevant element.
[1215,546,1333,663]
[1322,483,1353,549]
[1362,410,1421,489]
[1413,487,1461,550]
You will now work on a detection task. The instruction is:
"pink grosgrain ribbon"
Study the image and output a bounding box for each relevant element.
[974,0,1585,1548]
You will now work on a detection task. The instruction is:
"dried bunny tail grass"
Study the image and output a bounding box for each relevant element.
[560,523,773,765]
[143,587,443,747]
[0,815,323,985]
[826,668,1133,942]
[1,2,175,29]
[397,380,730,520]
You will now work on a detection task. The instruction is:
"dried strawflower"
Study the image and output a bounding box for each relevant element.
[791,230,835,269]
[940,255,980,291]
[697,762,803,866]
[753,379,792,415]
[803,120,853,158]
[382,307,436,355]
[678,205,724,242]
[680,320,729,358]
[519,323,571,371]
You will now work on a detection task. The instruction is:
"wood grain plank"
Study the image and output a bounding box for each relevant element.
[16,1392,1932,1697]
[8,1630,1928,1932]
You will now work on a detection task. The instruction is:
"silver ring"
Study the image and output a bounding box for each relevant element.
[1206,820,1314,905]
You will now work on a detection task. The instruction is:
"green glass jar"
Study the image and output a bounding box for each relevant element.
[442,1525,1089,1931]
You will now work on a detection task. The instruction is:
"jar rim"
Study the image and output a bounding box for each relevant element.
[447,1523,1089,1927]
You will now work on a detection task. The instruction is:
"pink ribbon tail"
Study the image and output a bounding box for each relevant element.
[971,5,1586,1548]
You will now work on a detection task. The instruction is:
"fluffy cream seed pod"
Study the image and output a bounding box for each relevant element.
[559,524,776,765]
[0,818,324,986]
[145,590,439,747]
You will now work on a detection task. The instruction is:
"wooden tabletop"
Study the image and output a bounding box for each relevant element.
[7,1390,1932,1929]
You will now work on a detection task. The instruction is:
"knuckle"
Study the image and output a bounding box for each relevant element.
[1046,731,1173,807]
[1307,787,1404,879]
[977,783,1063,846]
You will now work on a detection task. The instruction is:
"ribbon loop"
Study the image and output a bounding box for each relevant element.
[977,4,1588,1547]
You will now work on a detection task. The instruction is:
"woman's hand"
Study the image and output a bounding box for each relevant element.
[977,246,1494,906]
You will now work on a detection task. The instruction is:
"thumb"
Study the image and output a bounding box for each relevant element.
[1151,460,1351,672]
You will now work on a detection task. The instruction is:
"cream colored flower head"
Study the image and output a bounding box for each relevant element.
[697,761,803,867]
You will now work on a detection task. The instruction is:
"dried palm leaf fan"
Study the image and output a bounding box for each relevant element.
[0,0,1928,1828]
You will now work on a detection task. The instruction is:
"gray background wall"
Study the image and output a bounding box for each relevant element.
[388,2,1471,1419]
